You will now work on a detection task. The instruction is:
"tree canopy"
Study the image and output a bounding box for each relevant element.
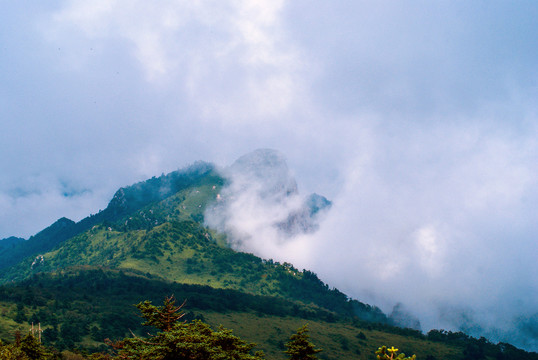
[96,295,265,360]
[284,325,322,360]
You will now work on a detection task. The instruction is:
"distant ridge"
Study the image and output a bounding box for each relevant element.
[0,150,536,357]
[0,217,77,270]
[0,236,24,250]
[0,161,217,271]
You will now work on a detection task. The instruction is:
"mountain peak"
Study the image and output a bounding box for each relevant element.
[106,161,216,218]
[0,236,25,250]
[227,149,298,199]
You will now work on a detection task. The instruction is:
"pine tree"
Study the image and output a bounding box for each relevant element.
[20,333,53,360]
[0,334,53,360]
[97,296,265,360]
[284,325,322,360]
[136,295,186,332]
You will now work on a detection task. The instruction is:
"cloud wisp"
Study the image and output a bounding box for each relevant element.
[1,0,537,351]
[206,141,537,351]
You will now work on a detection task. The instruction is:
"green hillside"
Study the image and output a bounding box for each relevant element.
[0,269,462,360]
[1,218,385,322]
[0,161,220,271]
[1,269,534,360]
[0,165,384,324]
[0,161,536,359]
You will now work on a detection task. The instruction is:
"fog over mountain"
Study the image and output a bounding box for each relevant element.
[1,0,537,351]
[204,148,537,351]
[205,149,331,255]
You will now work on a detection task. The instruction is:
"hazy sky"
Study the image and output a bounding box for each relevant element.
[1,0,537,350]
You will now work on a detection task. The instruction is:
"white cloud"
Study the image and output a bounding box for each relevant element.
[413,225,445,277]
[48,0,306,122]
[1,0,537,350]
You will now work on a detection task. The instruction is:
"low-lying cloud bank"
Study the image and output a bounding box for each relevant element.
[2,0,537,351]
[205,147,538,352]
[205,149,331,266]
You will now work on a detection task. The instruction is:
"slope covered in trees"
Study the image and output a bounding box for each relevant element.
[0,157,536,359]
[0,162,220,271]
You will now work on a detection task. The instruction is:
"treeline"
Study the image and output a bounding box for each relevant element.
[426,330,538,360]
[0,269,340,351]
[0,296,341,360]
[2,269,537,360]
[346,322,538,360]
[1,216,390,328]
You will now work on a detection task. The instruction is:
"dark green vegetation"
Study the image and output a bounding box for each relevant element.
[284,325,322,360]
[0,162,536,359]
[0,161,218,271]
[95,295,266,359]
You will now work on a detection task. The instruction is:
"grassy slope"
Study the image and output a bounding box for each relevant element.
[1,167,536,359]
[1,177,377,322]
[0,269,462,360]
[203,312,462,360]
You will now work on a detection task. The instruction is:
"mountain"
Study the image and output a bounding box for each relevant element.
[226,149,299,199]
[0,217,78,270]
[276,193,332,236]
[0,150,536,359]
[0,154,370,322]
[204,149,331,246]
[0,236,24,250]
[0,161,219,271]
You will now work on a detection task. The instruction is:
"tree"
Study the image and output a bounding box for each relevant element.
[284,325,322,360]
[0,334,53,360]
[0,340,30,360]
[20,334,53,360]
[136,295,186,332]
[15,304,27,323]
[99,296,265,360]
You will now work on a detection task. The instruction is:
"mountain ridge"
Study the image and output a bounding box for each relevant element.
[0,150,535,358]
[0,161,219,271]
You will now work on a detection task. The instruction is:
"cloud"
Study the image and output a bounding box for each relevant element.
[1,0,537,350]
[206,133,537,350]
[48,0,307,124]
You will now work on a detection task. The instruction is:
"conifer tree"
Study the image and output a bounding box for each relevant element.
[20,333,53,360]
[284,325,322,360]
[0,334,53,360]
[98,296,265,360]
[136,295,186,332]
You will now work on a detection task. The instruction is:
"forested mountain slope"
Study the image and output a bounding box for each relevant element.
[0,153,536,359]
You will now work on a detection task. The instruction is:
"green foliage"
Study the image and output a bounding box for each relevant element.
[0,333,54,360]
[376,346,416,360]
[284,325,322,360]
[102,296,265,360]
[0,217,78,272]
[0,217,381,327]
[1,162,537,359]
[136,295,186,332]
[0,162,219,273]
[0,163,385,332]
[20,333,54,360]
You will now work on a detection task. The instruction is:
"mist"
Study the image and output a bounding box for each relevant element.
[204,144,537,351]
[1,0,537,351]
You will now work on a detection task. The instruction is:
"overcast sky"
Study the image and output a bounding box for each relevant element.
[1,0,537,350]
